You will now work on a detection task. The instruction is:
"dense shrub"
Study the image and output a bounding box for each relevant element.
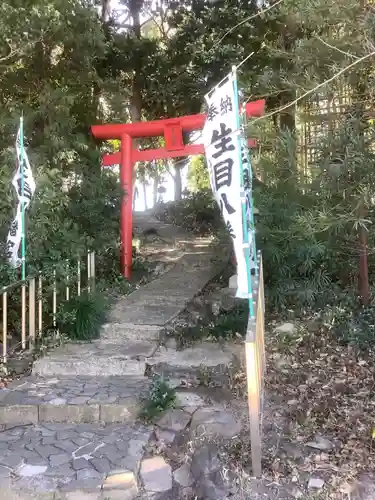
[57,292,109,341]
[154,191,222,235]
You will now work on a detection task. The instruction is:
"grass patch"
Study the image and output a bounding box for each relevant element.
[139,376,176,422]
[57,291,109,341]
[175,302,249,348]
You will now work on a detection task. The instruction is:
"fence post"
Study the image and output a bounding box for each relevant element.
[66,260,70,301]
[2,292,7,363]
[87,252,91,293]
[38,275,43,337]
[90,252,95,292]
[245,328,262,478]
[77,259,81,297]
[28,278,36,348]
[53,270,57,331]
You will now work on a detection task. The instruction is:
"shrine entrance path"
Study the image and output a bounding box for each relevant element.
[0,212,235,499]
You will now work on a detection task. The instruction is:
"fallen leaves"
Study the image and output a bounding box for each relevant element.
[263,318,375,498]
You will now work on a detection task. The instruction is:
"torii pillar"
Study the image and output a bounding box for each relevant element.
[91,99,265,279]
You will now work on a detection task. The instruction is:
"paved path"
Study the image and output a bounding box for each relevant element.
[0,213,236,499]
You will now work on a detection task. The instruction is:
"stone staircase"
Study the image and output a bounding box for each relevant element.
[0,214,239,499]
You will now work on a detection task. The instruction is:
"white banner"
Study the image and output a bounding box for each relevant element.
[203,75,254,298]
[12,126,36,208]
[6,204,22,267]
[6,121,36,267]
[241,136,257,271]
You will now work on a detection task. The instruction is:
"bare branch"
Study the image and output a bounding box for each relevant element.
[250,49,375,125]
[315,35,359,60]
[214,0,285,47]
[0,49,19,63]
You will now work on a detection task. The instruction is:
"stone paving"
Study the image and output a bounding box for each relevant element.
[0,214,241,499]
[0,376,149,425]
[0,392,242,499]
[0,422,152,499]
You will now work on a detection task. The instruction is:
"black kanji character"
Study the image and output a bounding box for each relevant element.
[211,123,235,159]
[220,95,233,115]
[241,146,249,165]
[243,169,251,190]
[6,240,15,257]
[212,157,233,191]
[220,193,236,215]
[226,220,235,238]
[207,103,219,121]
[16,178,32,200]
[9,219,18,238]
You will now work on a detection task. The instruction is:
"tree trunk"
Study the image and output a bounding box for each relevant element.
[128,0,142,123]
[128,0,143,183]
[101,0,110,22]
[358,201,371,306]
[152,175,159,207]
[142,182,148,211]
[174,164,183,200]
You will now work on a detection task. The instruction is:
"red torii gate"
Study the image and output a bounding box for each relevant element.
[91,99,265,279]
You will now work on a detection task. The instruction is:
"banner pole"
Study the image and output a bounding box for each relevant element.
[240,110,258,278]
[232,66,255,319]
[20,115,26,281]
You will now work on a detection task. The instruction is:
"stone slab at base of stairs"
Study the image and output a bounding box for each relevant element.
[0,422,152,500]
[146,341,242,386]
[0,376,149,425]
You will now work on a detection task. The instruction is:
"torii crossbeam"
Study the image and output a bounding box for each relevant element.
[91,99,265,279]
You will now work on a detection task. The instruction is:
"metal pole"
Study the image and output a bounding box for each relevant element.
[232,66,255,319]
[21,284,26,349]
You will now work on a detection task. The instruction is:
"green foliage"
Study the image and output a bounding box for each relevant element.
[178,302,249,347]
[187,155,210,192]
[210,303,249,340]
[155,191,222,235]
[322,292,375,351]
[139,376,176,422]
[255,184,333,311]
[337,305,375,351]
[57,292,109,342]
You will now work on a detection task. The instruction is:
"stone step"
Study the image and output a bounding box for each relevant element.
[0,421,152,499]
[145,341,242,387]
[32,341,157,377]
[0,376,150,426]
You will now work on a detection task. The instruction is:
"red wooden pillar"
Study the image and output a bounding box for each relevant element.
[120,134,133,279]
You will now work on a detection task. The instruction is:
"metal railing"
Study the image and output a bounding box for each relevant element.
[0,251,95,364]
[245,251,266,477]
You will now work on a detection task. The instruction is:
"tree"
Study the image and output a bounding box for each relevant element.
[0,0,124,286]
[187,155,210,192]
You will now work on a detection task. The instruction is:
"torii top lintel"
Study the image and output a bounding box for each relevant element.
[91,100,265,142]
